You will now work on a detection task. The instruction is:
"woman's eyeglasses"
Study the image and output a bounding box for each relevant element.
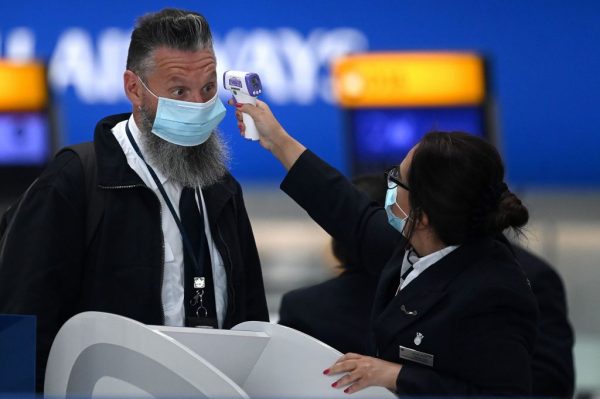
[385,166,410,191]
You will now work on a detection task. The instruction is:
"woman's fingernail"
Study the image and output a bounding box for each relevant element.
[344,388,350,394]
[323,369,330,375]
[235,103,243,108]
[332,382,338,388]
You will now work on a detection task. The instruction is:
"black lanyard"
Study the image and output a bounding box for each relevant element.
[125,123,204,279]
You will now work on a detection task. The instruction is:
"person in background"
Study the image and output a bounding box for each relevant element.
[232,99,538,396]
[514,245,575,398]
[0,9,268,391]
[278,173,385,354]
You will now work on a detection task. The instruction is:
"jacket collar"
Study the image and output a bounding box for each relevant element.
[94,113,237,225]
[95,113,144,188]
[202,175,237,228]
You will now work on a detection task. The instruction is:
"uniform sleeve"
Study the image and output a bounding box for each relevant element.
[397,363,477,395]
[281,150,402,275]
[0,152,86,391]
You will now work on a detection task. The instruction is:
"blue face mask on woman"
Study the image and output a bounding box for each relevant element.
[138,77,226,146]
[385,187,410,234]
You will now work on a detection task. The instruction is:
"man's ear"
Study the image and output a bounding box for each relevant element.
[124,70,143,108]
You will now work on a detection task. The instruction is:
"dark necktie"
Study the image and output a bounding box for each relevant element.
[395,248,418,296]
[402,248,419,281]
[179,187,218,328]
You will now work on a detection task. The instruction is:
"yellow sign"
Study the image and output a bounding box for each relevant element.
[0,60,48,111]
[332,52,485,107]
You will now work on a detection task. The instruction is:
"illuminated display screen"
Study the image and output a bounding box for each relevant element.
[0,112,50,165]
[0,61,52,174]
[348,106,485,174]
[333,52,485,108]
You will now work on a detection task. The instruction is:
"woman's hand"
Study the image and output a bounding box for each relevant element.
[324,353,402,394]
[228,99,306,170]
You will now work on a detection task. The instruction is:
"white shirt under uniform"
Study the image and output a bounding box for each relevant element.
[397,245,460,293]
[112,115,228,327]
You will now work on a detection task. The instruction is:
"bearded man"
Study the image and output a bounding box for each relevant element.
[0,9,268,391]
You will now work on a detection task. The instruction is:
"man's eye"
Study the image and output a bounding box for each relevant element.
[172,88,186,96]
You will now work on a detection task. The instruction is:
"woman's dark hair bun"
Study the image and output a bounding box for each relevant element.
[489,189,529,233]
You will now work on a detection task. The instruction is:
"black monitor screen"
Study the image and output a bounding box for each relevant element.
[348,106,486,175]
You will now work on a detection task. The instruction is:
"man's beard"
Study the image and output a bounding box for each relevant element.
[137,104,230,188]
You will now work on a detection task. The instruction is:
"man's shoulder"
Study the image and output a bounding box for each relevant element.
[36,146,87,189]
[92,113,130,149]
[218,171,239,187]
[205,171,241,198]
[5,147,88,216]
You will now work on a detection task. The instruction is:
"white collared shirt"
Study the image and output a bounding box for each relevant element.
[398,245,460,291]
[111,115,227,327]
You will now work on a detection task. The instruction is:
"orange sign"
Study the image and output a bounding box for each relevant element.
[0,60,48,111]
[332,52,485,108]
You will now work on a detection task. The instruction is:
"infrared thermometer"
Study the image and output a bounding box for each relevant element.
[223,70,262,140]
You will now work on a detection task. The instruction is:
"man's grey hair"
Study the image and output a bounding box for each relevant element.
[126,8,214,78]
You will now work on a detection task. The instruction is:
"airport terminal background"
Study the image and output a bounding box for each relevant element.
[1,0,599,396]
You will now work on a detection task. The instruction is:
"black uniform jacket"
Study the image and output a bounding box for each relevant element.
[515,245,575,398]
[281,150,538,396]
[0,113,269,389]
[278,268,379,354]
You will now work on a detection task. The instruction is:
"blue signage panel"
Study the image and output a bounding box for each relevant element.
[349,107,485,175]
[0,113,50,166]
[0,314,36,394]
[0,0,598,187]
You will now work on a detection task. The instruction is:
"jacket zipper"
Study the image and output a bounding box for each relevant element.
[100,184,166,324]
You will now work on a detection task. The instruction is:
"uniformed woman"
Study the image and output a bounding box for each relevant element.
[232,99,537,396]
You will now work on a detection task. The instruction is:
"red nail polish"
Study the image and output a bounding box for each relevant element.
[344,388,350,394]
[235,103,243,108]
[332,382,337,388]
[323,369,330,375]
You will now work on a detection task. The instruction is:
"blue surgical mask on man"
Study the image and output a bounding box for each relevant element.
[138,77,226,146]
[385,187,409,234]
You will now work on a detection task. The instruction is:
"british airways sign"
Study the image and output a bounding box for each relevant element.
[1,26,368,105]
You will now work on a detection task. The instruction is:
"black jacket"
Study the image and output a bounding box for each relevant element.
[278,268,379,354]
[280,150,538,396]
[0,114,268,390]
[514,245,575,398]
